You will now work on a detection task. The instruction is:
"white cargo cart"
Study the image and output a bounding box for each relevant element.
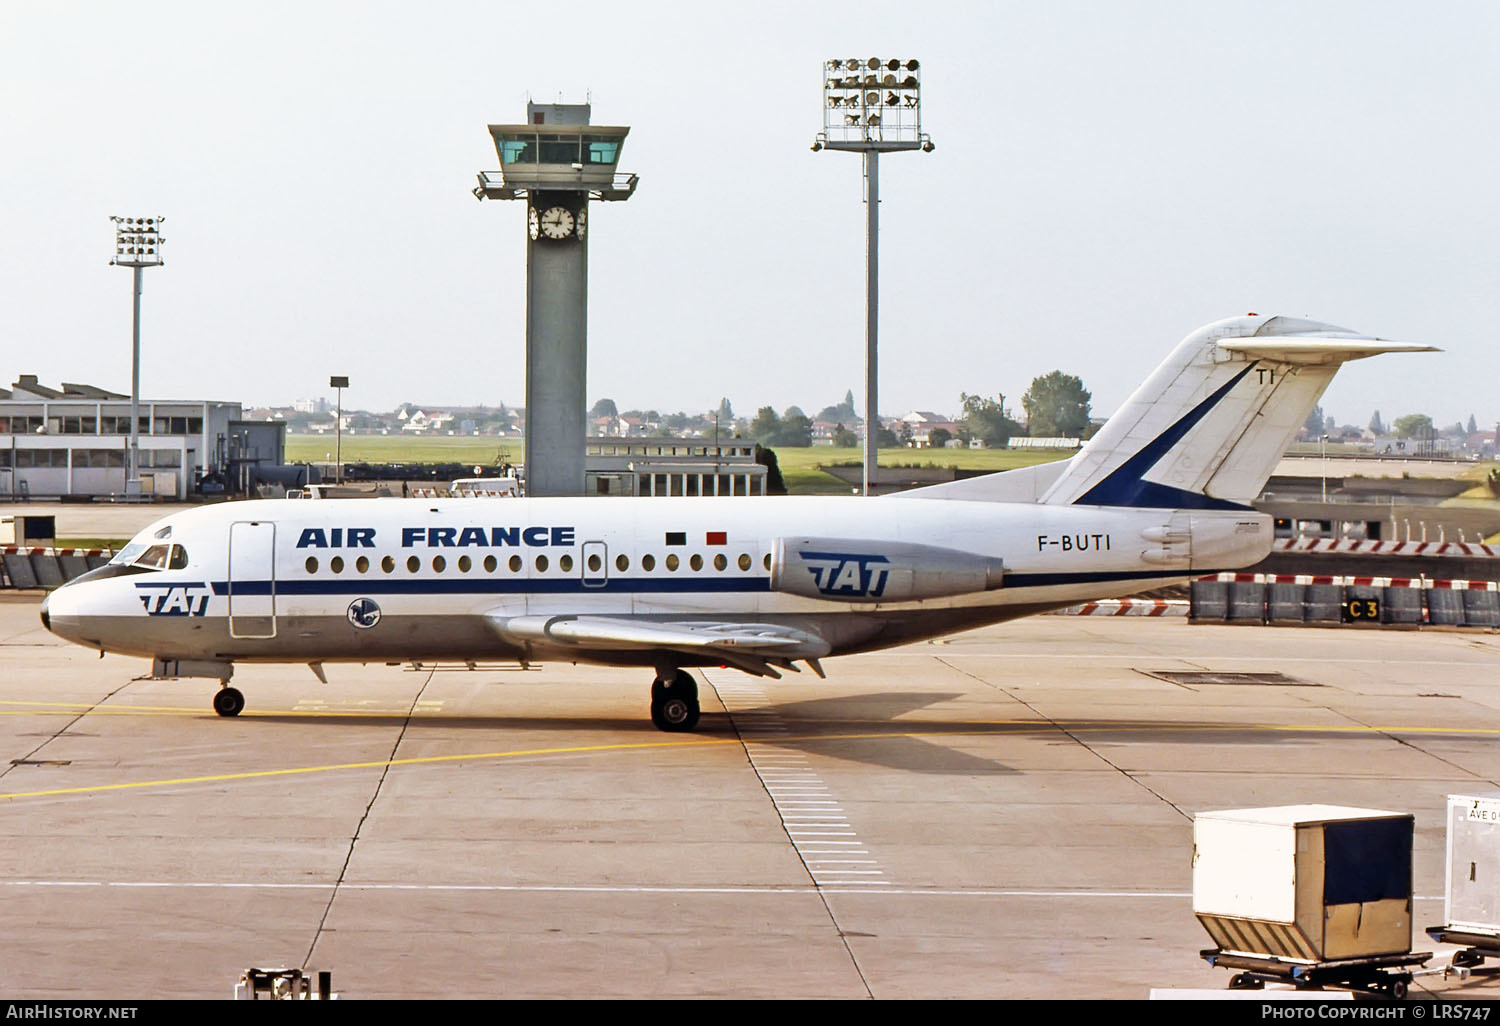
[1425,793,1500,978]
[1200,948,1429,998]
[1194,805,1430,997]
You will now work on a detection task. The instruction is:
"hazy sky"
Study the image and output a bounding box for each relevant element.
[3,1,1496,429]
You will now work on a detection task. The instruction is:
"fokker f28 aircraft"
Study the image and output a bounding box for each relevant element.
[41,315,1433,731]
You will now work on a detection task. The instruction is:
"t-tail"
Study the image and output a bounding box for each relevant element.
[1037,314,1437,510]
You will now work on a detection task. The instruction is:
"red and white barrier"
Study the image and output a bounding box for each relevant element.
[0,547,110,557]
[1425,578,1498,591]
[1273,538,1500,559]
[1199,572,1489,591]
[1051,598,1189,616]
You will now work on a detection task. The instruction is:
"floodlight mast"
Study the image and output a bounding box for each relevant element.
[109,217,165,499]
[330,376,349,485]
[813,59,932,496]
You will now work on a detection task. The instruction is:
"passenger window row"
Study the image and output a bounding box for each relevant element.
[302,551,772,575]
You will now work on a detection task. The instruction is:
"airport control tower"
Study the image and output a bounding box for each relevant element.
[474,102,638,497]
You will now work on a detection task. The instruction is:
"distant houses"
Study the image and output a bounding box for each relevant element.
[248,402,524,437]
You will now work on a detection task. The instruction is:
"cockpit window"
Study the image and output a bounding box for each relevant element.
[111,542,149,566]
[137,545,172,570]
[108,541,187,571]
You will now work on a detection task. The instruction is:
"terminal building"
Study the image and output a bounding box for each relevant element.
[584,440,768,497]
[0,375,241,500]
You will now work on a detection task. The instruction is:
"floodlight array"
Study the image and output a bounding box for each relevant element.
[821,58,923,144]
[110,216,165,265]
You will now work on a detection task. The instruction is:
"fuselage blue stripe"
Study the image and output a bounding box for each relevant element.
[196,568,1201,598]
[210,577,776,596]
[1003,569,1210,588]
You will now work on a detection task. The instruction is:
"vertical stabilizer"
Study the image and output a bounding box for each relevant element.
[1040,315,1436,509]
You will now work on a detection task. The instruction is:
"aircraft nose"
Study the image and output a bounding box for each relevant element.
[38,582,85,645]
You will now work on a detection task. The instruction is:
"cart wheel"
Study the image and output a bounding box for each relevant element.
[1390,979,1408,1000]
[1228,974,1263,990]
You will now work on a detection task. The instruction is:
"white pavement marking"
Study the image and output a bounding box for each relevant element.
[703,668,894,886]
[787,832,858,837]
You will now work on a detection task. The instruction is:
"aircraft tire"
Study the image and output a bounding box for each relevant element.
[651,691,700,732]
[213,686,245,718]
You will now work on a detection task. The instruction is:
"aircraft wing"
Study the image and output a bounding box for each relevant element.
[487,613,832,678]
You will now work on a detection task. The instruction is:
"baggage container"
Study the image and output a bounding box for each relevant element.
[1428,583,1467,626]
[1463,586,1500,629]
[1194,805,1413,962]
[1189,579,1228,621]
[1443,793,1500,937]
[1381,580,1425,626]
[1227,579,1266,623]
[1266,578,1306,624]
[1305,582,1344,624]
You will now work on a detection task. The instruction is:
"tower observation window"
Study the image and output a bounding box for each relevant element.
[584,137,619,164]
[538,135,580,163]
[500,136,535,164]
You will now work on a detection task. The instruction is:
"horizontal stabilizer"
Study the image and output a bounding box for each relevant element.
[1217,339,1439,364]
[1038,314,1438,509]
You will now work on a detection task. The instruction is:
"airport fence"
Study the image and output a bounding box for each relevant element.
[1190,573,1500,630]
[0,548,112,590]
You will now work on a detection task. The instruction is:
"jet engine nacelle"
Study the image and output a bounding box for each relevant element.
[771,537,1005,603]
[1186,511,1274,569]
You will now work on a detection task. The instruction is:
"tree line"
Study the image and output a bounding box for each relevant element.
[591,373,1095,449]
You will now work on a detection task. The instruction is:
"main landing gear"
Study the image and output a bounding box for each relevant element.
[650,670,700,732]
[213,685,245,718]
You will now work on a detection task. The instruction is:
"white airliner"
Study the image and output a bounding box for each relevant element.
[41,315,1433,730]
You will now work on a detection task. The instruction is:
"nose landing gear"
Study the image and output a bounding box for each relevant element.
[150,659,242,718]
[650,670,700,732]
[213,685,246,718]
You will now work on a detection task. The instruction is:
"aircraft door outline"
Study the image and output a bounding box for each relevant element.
[228,520,277,639]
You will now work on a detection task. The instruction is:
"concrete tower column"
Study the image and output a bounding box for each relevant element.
[525,208,589,496]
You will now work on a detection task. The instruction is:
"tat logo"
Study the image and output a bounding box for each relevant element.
[347,598,382,630]
[799,551,891,598]
[135,583,211,617]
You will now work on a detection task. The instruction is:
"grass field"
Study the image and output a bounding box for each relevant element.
[286,434,523,467]
[285,434,1069,494]
[774,446,1068,493]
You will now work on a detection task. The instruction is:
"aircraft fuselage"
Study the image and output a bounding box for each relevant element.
[42,494,1269,667]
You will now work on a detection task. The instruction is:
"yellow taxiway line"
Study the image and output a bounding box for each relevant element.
[3,718,1499,802]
